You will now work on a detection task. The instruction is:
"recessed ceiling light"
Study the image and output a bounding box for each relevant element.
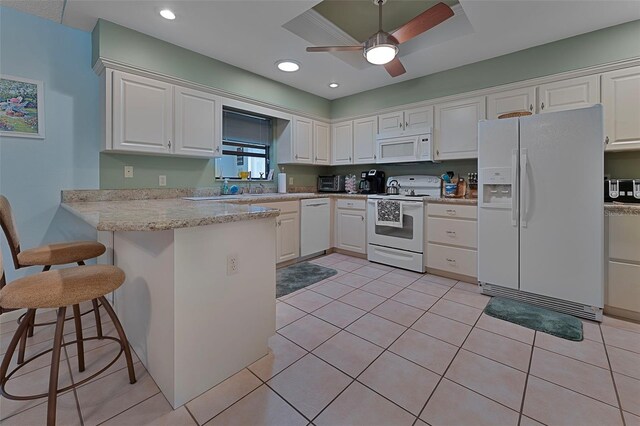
[276,60,300,72]
[328,82,339,88]
[160,9,176,20]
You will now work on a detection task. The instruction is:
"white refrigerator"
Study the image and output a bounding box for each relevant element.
[478,105,604,321]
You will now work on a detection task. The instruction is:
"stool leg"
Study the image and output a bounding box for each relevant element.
[26,308,36,338]
[1,309,35,386]
[98,296,136,384]
[92,299,103,339]
[72,305,85,372]
[47,307,66,426]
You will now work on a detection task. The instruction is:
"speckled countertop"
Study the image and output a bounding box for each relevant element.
[605,203,640,216]
[62,199,281,231]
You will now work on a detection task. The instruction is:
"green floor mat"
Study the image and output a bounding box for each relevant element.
[484,297,583,341]
[276,262,338,298]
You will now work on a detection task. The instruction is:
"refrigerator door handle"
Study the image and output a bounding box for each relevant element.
[520,149,529,228]
[511,149,519,227]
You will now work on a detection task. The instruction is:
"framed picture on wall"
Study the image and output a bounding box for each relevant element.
[0,75,45,139]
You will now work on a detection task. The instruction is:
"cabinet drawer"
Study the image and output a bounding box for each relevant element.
[427,243,477,277]
[254,201,299,214]
[336,199,366,210]
[609,215,640,263]
[427,217,477,249]
[608,261,640,313]
[428,204,477,220]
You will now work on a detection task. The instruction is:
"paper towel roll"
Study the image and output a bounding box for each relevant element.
[278,173,287,194]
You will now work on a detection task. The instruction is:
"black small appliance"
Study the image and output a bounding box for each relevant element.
[605,179,640,203]
[359,170,386,194]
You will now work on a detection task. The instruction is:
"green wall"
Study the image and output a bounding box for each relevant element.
[331,20,640,118]
[93,20,330,118]
[97,19,640,190]
[331,160,477,182]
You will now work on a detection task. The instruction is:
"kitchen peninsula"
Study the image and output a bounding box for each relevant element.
[62,194,280,408]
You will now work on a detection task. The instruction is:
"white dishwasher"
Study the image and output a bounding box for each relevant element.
[300,198,330,257]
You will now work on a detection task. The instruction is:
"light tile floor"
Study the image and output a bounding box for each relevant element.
[1,252,639,425]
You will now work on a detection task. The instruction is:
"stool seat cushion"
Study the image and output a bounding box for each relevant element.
[0,265,125,309]
[17,241,106,267]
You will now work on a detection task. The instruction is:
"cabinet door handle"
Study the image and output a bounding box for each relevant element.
[540,102,545,110]
[315,156,318,161]
[349,156,352,162]
[215,145,220,152]
[446,230,456,236]
[399,123,402,128]
[168,140,171,149]
[446,258,456,263]
[405,122,409,128]
[361,216,365,221]
[529,104,533,111]
[295,154,298,159]
[374,154,377,159]
[605,136,610,145]
[436,150,440,156]
[446,209,457,216]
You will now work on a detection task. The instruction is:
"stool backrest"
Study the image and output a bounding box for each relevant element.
[0,196,21,269]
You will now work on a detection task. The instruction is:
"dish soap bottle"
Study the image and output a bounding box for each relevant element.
[222,178,229,195]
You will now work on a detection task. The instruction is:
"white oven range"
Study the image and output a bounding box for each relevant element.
[367,175,440,272]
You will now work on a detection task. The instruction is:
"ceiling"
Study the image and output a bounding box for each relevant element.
[313,0,459,42]
[3,0,640,100]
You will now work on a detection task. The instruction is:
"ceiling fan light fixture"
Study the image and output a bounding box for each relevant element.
[276,60,300,72]
[328,82,339,88]
[364,32,398,65]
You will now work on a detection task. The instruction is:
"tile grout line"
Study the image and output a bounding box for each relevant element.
[600,323,627,426]
[517,331,536,426]
[412,304,486,426]
[95,391,162,426]
[307,277,459,424]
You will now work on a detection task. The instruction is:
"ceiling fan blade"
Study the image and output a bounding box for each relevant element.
[390,2,454,45]
[384,58,406,77]
[306,46,362,52]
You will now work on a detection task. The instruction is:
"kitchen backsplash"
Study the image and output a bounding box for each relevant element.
[99,152,637,190]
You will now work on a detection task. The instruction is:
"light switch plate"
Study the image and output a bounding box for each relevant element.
[159,175,167,186]
[124,166,134,178]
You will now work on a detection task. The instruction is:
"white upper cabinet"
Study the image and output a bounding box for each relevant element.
[112,71,173,154]
[537,75,599,113]
[434,96,486,160]
[378,111,403,133]
[602,66,640,152]
[313,121,331,164]
[353,116,377,164]
[378,106,433,134]
[331,121,353,165]
[174,86,222,158]
[487,87,536,119]
[292,117,314,163]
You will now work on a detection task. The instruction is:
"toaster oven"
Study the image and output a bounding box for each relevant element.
[318,175,346,193]
[605,179,640,203]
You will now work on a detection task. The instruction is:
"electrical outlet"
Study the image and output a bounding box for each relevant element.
[227,254,239,275]
[124,166,134,178]
[289,177,294,185]
[159,175,167,186]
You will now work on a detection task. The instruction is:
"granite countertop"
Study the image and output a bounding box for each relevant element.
[62,199,281,231]
[604,202,640,216]
[427,197,478,205]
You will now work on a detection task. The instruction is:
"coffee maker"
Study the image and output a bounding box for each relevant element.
[359,170,386,194]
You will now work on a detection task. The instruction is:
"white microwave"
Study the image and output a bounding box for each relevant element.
[376,128,433,164]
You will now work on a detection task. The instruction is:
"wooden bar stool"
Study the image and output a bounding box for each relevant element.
[0,195,106,362]
[0,251,136,426]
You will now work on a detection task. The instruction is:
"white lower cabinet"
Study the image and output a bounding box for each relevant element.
[426,203,478,279]
[254,201,300,263]
[606,214,640,317]
[335,199,367,254]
